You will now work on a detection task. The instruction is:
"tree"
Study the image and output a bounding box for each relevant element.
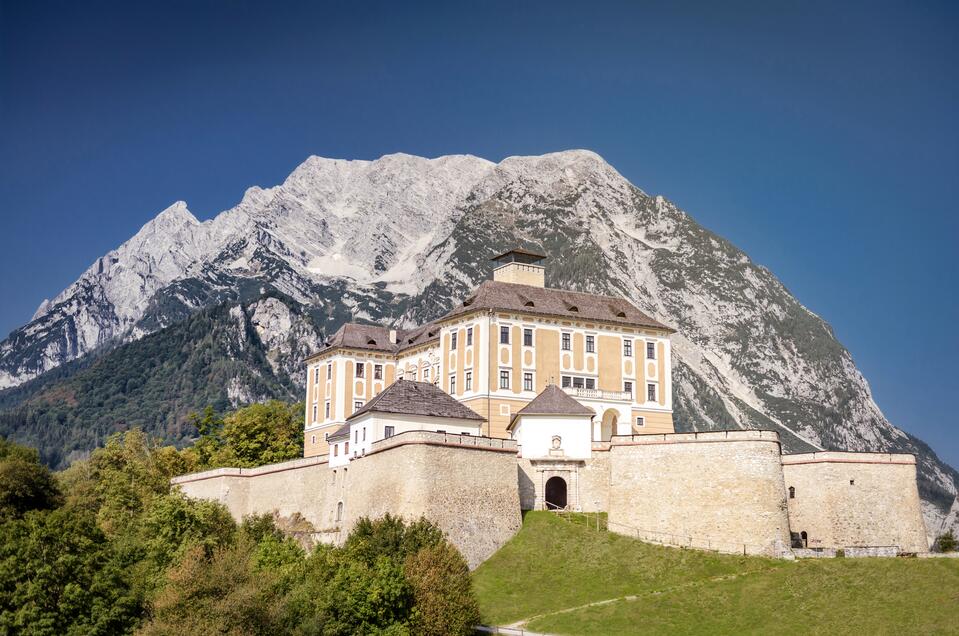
[207,401,303,468]
[0,437,62,518]
[0,508,141,635]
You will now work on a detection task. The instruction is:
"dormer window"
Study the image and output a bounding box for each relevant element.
[367,339,376,345]
[524,300,535,307]
[616,310,627,318]
[463,296,475,307]
[567,305,579,312]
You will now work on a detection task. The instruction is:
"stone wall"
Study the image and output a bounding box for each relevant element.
[173,432,521,568]
[782,451,928,553]
[606,431,791,556]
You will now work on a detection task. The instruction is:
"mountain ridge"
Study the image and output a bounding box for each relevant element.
[0,149,955,537]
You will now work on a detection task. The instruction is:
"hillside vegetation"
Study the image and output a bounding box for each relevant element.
[0,403,478,635]
[0,299,302,468]
[473,512,959,635]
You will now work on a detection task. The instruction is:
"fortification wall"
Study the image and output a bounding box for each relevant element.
[607,431,791,556]
[172,432,521,568]
[782,451,928,553]
[579,450,611,513]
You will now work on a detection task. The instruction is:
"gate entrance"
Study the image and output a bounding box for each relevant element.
[545,476,568,510]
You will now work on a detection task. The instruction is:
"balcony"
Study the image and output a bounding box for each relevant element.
[563,387,632,402]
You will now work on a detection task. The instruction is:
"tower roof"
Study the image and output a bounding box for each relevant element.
[509,384,594,427]
[491,248,547,265]
[347,379,485,422]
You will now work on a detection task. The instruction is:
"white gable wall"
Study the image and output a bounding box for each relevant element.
[513,414,593,460]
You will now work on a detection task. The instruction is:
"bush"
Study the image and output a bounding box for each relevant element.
[933,530,957,553]
[139,540,280,636]
[405,542,480,636]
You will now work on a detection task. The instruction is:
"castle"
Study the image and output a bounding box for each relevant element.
[174,250,929,567]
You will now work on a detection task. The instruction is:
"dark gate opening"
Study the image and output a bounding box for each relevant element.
[545,476,568,510]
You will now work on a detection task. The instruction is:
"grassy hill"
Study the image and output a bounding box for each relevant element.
[472,512,959,635]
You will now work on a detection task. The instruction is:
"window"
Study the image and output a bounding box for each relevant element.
[385,425,395,438]
[312,404,318,422]
[586,335,595,353]
[450,375,456,394]
[325,432,329,440]
[334,444,339,457]
[423,367,430,381]
[624,340,633,357]
[499,370,510,389]
[354,430,358,443]
[465,371,472,391]
[635,416,645,428]
[451,332,458,350]
[314,367,320,383]
[327,363,333,379]
[345,441,349,454]
[523,328,533,347]
[466,327,473,346]
[356,364,365,378]
[647,341,656,360]
[647,383,657,402]
[325,401,331,419]
[789,486,795,499]
[354,401,363,412]
[500,325,510,344]
[362,427,366,441]
[374,364,383,380]
[562,332,571,350]
[564,375,595,390]
[336,501,343,522]
[523,372,534,391]
[624,381,633,397]
[311,435,316,444]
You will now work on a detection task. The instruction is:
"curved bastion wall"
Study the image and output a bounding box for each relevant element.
[781,451,928,553]
[172,431,522,569]
[606,431,792,557]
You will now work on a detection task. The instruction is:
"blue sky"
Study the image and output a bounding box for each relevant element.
[1,1,956,467]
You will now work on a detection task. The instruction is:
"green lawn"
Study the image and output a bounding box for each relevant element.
[472,512,959,635]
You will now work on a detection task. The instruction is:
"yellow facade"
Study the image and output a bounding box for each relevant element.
[302,281,674,456]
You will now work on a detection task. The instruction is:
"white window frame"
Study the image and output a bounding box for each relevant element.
[499,369,510,389]
[465,370,472,392]
[647,341,656,360]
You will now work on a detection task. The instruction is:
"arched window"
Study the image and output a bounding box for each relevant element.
[336,501,344,522]
[788,486,795,499]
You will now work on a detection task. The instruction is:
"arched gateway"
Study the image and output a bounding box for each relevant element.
[545,476,568,510]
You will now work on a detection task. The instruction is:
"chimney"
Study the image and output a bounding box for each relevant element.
[491,248,547,287]
[388,329,397,344]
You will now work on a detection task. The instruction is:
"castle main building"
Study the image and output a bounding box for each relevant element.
[303,249,675,459]
[173,249,931,568]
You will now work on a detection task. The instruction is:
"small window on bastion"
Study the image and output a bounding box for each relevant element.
[788,486,795,499]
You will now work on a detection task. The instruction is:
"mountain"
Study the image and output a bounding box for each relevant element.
[0,150,955,536]
[0,293,318,467]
